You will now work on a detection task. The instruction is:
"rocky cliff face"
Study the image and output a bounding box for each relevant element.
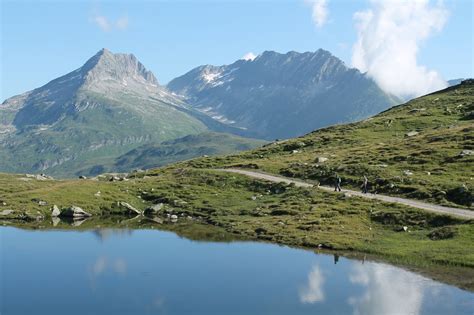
[168,49,400,139]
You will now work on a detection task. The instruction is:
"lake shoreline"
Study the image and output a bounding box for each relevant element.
[3,215,474,292]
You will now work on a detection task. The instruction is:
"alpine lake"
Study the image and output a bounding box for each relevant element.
[1,216,473,315]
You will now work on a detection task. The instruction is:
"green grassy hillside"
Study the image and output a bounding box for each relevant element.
[111,132,266,172]
[186,80,474,209]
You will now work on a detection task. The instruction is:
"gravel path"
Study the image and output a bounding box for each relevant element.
[217,168,474,219]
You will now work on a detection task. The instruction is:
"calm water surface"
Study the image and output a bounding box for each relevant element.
[1,227,473,315]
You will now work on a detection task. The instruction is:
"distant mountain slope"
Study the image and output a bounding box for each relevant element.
[448,78,465,86]
[0,49,250,177]
[108,132,265,173]
[188,80,474,209]
[168,49,400,140]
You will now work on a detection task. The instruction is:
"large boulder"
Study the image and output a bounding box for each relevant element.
[144,203,164,216]
[0,209,14,216]
[51,205,61,217]
[59,206,92,218]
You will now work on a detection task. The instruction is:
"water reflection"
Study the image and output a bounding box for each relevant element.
[348,261,427,315]
[93,228,133,241]
[90,256,128,276]
[1,227,472,315]
[299,265,325,304]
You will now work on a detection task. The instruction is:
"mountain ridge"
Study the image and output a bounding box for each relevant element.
[168,49,401,139]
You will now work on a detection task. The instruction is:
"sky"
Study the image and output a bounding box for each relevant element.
[1,0,473,101]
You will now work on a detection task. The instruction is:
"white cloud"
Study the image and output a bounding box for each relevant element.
[91,13,129,32]
[116,16,129,30]
[242,52,257,61]
[299,265,325,303]
[92,15,111,32]
[351,0,448,98]
[306,0,329,28]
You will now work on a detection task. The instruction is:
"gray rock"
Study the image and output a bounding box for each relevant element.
[170,214,178,221]
[116,201,141,215]
[38,200,48,206]
[408,108,426,113]
[406,131,419,137]
[459,150,473,157]
[51,205,61,217]
[109,176,120,182]
[317,157,328,163]
[0,209,14,216]
[59,206,92,218]
[144,203,164,215]
[79,175,87,179]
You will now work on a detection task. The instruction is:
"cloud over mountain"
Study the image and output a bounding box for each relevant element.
[352,0,448,98]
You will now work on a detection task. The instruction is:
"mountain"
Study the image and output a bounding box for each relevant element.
[448,78,465,86]
[168,49,401,140]
[110,132,266,173]
[0,49,256,177]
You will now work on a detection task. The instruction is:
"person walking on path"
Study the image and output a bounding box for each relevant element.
[334,174,342,192]
[362,175,369,194]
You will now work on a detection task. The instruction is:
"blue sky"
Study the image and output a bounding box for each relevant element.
[1,0,473,100]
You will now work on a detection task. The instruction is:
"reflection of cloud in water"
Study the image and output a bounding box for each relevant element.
[91,256,127,276]
[348,262,430,315]
[114,259,127,274]
[300,265,325,303]
[92,256,107,275]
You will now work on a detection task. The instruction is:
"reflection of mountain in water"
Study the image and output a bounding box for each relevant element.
[93,228,133,241]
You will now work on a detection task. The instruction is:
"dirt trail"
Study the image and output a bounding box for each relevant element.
[217,168,474,219]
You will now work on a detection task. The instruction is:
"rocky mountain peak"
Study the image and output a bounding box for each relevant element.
[81,48,159,87]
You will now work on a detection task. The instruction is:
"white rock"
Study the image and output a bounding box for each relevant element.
[406,131,419,137]
[0,209,14,216]
[51,205,61,217]
[317,157,328,163]
[59,206,92,218]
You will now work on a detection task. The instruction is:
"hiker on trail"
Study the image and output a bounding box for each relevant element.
[362,175,368,194]
[334,174,342,192]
